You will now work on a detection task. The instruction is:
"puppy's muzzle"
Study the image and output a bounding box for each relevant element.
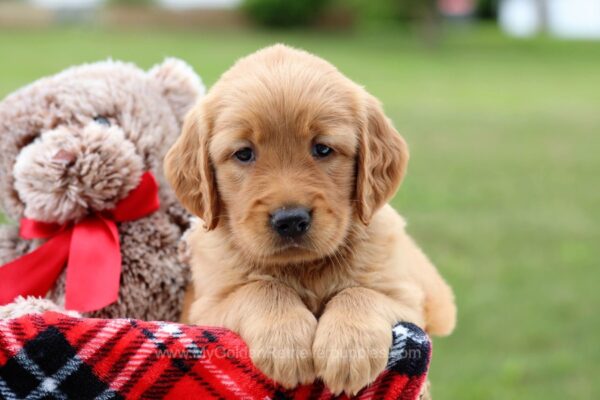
[270,207,311,239]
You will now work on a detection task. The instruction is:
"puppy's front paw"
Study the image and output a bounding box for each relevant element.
[246,308,317,389]
[313,316,392,396]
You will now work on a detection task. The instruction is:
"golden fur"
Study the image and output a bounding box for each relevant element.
[165,44,456,395]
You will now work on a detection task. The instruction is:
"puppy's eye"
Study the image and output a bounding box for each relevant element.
[234,147,255,163]
[94,116,111,127]
[312,143,333,159]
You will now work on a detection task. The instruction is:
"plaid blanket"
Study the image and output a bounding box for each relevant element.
[0,312,430,399]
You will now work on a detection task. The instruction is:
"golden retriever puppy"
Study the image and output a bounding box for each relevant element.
[165,44,456,396]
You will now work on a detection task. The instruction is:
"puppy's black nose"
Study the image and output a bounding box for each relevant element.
[270,207,311,239]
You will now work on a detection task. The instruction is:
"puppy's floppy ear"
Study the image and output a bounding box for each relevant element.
[164,102,219,229]
[356,94,409,224]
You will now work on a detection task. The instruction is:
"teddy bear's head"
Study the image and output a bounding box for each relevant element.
[0,59,203,224]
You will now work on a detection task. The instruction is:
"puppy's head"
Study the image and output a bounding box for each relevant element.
[165,45,408,265]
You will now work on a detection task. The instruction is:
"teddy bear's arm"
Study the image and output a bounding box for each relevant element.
[82,211,190,322]
[156,178,193,234]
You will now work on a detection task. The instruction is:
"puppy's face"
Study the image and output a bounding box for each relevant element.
[208,75,358,264]
[165,45,408,265]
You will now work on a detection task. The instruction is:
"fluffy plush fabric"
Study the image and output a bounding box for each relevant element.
[0,311,431,399]
[0,59,204,321]
[0,297,80,319]
[13,124,144,224]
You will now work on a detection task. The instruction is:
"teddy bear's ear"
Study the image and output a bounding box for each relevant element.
[148,58,205,124]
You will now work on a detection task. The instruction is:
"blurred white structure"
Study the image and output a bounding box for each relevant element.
[548,0,600,38]
[157,0,239,10]
[499,0,539,37]
[499,0,600,39]
[30,0,240,10]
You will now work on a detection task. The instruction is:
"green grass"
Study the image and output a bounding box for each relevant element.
[1,25,599,399]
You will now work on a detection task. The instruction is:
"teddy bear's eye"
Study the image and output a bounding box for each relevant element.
[94,116,111,127]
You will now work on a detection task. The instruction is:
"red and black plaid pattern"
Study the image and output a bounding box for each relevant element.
[0,312,430,399]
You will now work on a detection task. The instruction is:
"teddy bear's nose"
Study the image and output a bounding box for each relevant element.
[52,149,77,167]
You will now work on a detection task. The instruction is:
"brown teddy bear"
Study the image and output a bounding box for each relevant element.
[0,58,203,322]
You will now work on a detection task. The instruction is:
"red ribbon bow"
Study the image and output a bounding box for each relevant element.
[0,171,160,312]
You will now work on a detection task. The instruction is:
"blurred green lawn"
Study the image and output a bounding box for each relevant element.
[1,25,598,399]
